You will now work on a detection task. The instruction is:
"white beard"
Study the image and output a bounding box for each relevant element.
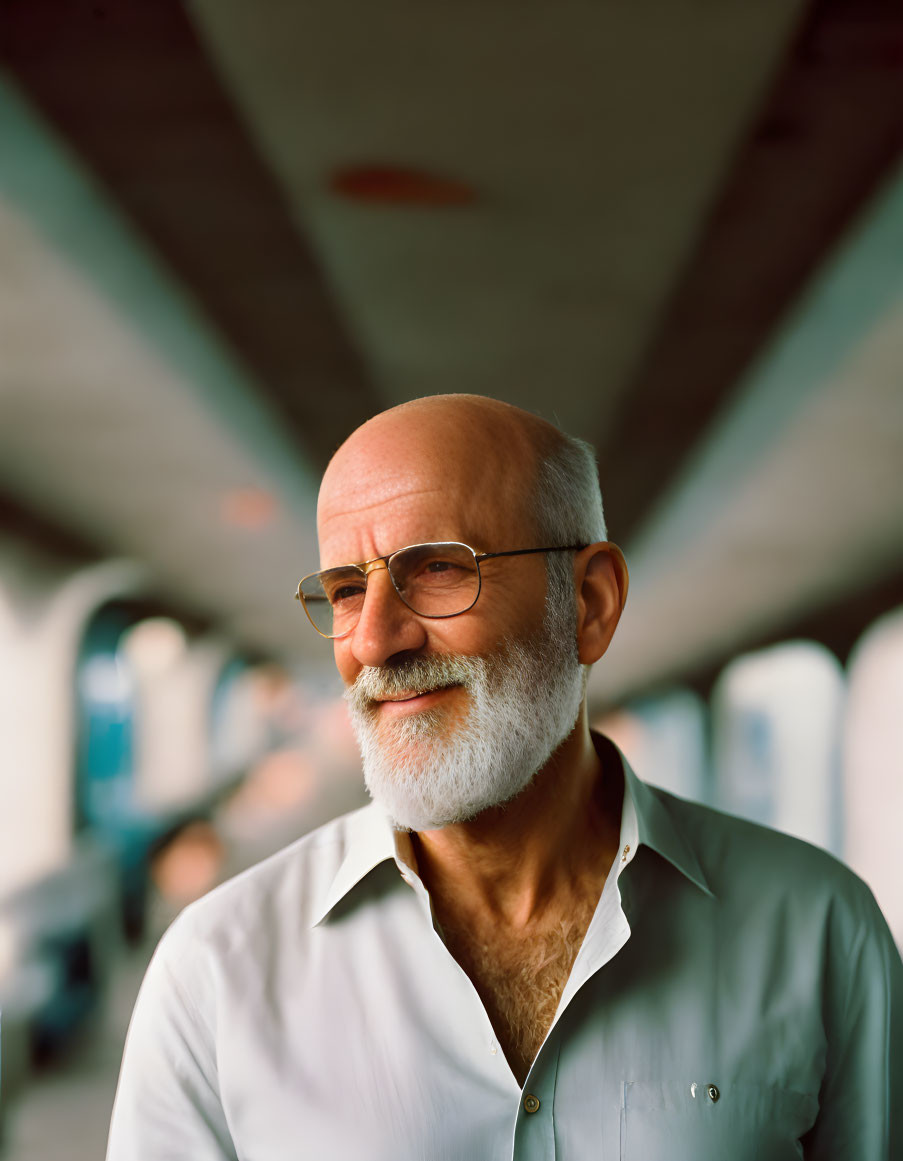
[345,604,585,831]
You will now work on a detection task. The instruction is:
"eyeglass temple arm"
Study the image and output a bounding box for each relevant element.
[475,544,586,563]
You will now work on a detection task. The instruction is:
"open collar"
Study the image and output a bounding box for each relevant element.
[604,734,715,898]
[310,801,402,927]
[312,731,714,926]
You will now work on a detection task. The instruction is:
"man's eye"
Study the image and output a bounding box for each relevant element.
[328,583,365,606]
[409,559,472,588]
[416,558,468,581]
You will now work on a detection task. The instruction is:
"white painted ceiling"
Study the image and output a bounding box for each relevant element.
[191,0,805,433]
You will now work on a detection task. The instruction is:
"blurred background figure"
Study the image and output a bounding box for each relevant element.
[0,1,902,1158]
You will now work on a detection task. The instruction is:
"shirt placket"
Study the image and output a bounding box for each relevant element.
[509,813,639,1160]
[509,1038,561,1161]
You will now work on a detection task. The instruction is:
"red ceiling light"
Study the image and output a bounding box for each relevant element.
[328,165,477,207]
[221,488,277,529]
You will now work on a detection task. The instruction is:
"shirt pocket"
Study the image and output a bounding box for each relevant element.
[619,1079,817,1161]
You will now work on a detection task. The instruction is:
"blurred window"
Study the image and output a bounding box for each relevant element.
[711,640,844,854]
[843,606,903,949]
[74,603,139,832]
[209,657,257,784]
[596,688,710,803]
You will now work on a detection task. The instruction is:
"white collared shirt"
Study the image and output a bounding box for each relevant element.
[107,739,902,1161]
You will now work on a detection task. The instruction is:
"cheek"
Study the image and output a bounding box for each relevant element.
[424,607,536,659]
[475,577,548,644]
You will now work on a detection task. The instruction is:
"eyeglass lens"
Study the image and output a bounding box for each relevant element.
[299,542,481,637]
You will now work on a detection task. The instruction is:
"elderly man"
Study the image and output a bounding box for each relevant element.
[108,395,901,1160]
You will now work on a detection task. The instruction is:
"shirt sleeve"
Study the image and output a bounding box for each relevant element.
[106,932,238,1161]
[802,878,903,1161]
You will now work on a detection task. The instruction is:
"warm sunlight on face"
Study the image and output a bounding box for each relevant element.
[317,396,584,829]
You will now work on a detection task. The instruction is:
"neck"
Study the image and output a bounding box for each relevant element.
[410,715,622,931]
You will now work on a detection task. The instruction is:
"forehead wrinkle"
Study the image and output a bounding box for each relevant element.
[318,481,489,570]
[319,484,449,522]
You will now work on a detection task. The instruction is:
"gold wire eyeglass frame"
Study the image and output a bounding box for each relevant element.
[294,541,586,639]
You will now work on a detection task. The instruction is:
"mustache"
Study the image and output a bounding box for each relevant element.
[345,653,482,710]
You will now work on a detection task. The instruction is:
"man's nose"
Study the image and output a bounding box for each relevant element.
[348,566,427,668]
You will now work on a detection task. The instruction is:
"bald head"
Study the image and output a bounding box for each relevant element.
[346,393,564,452]
[318,395,569,563]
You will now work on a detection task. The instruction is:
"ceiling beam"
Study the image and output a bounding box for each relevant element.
[598,0,903,545]
[1,0,378,470]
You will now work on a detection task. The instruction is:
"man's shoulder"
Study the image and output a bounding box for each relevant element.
[646,780,877,921]
[158,802,386,963]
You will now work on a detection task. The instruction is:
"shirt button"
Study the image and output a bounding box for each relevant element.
[523,1094,540,1114]
[706,1084,720,1103]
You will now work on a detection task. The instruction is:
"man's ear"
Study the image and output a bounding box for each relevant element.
[574,542,629,665]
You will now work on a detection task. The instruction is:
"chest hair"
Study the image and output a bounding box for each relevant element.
[439,892,599,1086]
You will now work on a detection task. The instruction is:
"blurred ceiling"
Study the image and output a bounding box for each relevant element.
[0,0,901,699]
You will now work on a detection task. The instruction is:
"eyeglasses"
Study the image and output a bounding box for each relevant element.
[295,541,586,639]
